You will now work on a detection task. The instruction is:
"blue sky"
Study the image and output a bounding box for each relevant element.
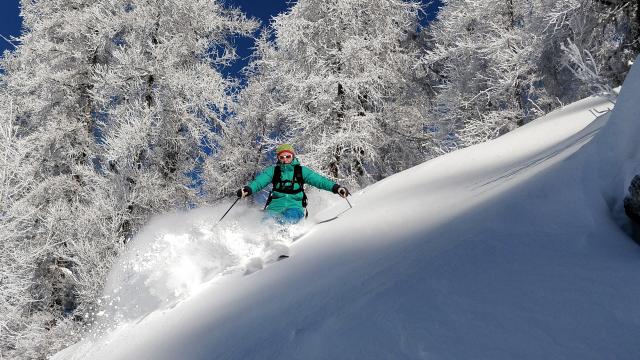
[0,1,20,56]
[0,1,440,78]
[0,1,289,64]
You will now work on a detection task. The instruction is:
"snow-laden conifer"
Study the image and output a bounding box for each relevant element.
[93,0,257,237]
[424,0,548,147]
[423,0,638,148]
[0,1,117,357]
[213,0,430,188]
[0,0,257,357]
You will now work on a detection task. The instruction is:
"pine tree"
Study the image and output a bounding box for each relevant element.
[0,0,257,357]
[423,0,639,148]
[216,0,429,188]
[543,0,638,94]
[0,1,118,356]
[0,81,41,358]
[424,0,550,147]
[93,0,257,236]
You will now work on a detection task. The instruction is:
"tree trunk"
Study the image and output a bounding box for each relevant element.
[505,0,515,29]
[329,33,346,178]
[77,49,99,166]
[145,18,160,108]
[635,0,640,53]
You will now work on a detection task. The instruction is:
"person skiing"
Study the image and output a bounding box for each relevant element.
[237,144,350,225]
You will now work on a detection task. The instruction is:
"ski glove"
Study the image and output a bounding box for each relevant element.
[332,184,350,198]
[237,186,252,198]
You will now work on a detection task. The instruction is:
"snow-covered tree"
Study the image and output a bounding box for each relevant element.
[423,0,550,147]
[202,41,285,199]
[93,0,257,235]
[212,0,430,189]
[0,1,118,357]
[423,0,638,148]
[0,0,256,357]
[0,83,42,358]
[542,0,638,95]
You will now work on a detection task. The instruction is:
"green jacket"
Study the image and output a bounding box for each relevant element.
[248,158,337,213]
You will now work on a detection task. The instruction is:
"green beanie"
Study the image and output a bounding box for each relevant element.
[275,143,295,156]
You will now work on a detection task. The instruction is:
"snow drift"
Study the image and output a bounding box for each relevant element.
[55,57,640,360]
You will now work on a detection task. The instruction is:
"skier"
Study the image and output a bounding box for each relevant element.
[237,144,350,225]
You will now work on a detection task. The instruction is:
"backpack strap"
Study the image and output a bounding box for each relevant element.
[263,166,281,210]
[264,165,308,217]
[294,165,308,216]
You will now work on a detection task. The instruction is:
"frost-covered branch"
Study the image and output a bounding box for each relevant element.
[561,39,614,95]
[208,0,430,188]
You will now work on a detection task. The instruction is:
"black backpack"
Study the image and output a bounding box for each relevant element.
[264,164,308,217]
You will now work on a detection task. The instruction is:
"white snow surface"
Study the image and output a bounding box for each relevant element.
[55,59,640,360]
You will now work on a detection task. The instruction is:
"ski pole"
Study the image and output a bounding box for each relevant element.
[317,194,353,224]
[217,197,241,224]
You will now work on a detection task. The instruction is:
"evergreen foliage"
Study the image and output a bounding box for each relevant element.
[207,0,430,189]
[0,1,256,358]
[0,0,637,358]
[423,0,638,148]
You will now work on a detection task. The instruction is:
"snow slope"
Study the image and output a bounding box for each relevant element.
[56,58,640,360]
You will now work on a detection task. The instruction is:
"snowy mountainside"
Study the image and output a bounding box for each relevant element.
[55,60,640,359]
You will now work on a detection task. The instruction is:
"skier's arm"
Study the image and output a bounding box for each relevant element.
[247,166,276,195]
[301,167,339,192]
[301,167,350,197]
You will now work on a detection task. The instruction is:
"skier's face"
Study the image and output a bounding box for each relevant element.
[278,152,294,164]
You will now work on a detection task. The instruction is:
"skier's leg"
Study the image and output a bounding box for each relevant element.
[280,208,305,225]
